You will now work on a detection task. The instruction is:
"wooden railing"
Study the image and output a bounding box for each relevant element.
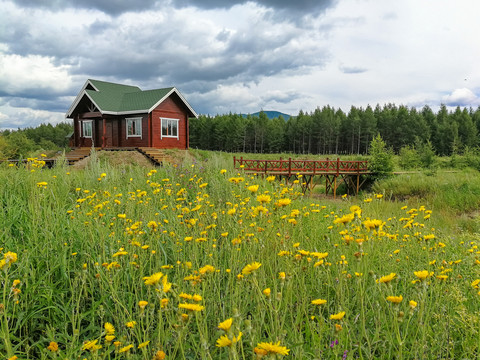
[233,157,369,176]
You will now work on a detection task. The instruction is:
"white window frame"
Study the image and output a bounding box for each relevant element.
[82,120,93,138]
[161,117,179,140]
[126,117,143,139]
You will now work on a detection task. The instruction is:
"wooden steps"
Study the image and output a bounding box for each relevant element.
[58,148,99,165]
[137,148,176,166]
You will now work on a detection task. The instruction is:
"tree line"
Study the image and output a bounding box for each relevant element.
[0,123,73,158]
[189,104,480,156]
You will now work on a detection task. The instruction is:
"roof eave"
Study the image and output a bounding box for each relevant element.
[148,87,198,118]
[65,79,99,118]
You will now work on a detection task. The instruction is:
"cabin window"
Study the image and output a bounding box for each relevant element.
[161,118,179,139]
[82,120,92,138]
[126,117,142,138]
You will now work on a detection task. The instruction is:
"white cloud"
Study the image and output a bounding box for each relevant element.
[442,88,479,107]
[0,54,72,95]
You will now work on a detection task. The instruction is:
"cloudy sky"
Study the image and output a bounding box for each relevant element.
[1,0,480,129]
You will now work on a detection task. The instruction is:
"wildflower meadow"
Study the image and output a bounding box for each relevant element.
[1,152,480,359]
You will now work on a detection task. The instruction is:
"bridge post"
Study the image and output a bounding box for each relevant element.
[288,158,292,177]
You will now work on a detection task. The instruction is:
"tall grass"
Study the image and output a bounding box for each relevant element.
[1,154,480,359]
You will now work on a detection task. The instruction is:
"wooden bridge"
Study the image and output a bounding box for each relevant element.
[233,156,370,197]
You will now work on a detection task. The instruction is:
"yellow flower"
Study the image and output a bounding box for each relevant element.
[220,169,227,174]
[377,273,396,284]
[178,303,205,311]
[161,298,169,308]
[47,341,59,352]
[241,261,262,275]
[256,194,271,204]
[143,272,163,285]
[255,341,290,355]
[119,344,134,353]
[263,288,271,297]
[276,198,292,207]
[386,295,403,304]
[248,185,259,193]
[218,318,233,332]
[192,294,202,302]
[153,350,167,360]
[138,341,150,349]
[266,175,275,182]
[138,300,148,309]
[330,311,346,320]
[216,335,232,347]
[409,300,418,309]
[311,298,327,305]
[126,321,137,328]
[278,272,286,280]
[105,335,115,342]
[104,322,115,335]
[333,213,354,225]
[414,270,433,280]
[82,339,102,351]
[199,265,215,274]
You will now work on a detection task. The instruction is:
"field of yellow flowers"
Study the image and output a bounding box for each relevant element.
[1,153,480,359]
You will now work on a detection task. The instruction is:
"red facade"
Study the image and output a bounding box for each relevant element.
[70,87,194,149]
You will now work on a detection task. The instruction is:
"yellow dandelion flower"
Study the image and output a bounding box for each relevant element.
[311,298,327,305]
[216,335,232,347]
[47,341,59,352]
[138,341,150,349]
[377,273,396,284]
[263,288,271,297]
[330,311,346,320]
[126,321,136,328]
[105,335,115,342]
[414,270,433,280]
[138,300,148,309]
[241,261,262,275]
[279,271,286,280]
[256,194,271,204]
[386,295,403,304]
[119,344,134,353]
[409,300,417,309]
[153,350,167,360]
[143,272,163,285]
[218,318,233,332]
[255,341,290,355]
[248,185,259,193]
[178,303,205,311]
[104,322,115,335]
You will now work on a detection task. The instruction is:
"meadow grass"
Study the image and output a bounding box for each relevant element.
[1,152,480,359]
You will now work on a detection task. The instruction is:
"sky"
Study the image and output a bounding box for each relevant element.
[1,0,480,129]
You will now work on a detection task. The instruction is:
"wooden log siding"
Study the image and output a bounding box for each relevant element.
[233,157,369,197]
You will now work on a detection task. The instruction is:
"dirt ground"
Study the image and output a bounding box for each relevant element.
[71,150,160,169]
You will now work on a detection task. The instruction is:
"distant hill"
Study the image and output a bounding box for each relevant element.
[241,110,291,121]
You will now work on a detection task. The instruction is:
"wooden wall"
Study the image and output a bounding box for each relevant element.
[151,95,189,149]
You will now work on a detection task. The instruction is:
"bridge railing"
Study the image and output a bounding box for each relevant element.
[233,157,368,176]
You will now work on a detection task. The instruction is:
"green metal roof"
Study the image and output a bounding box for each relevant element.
[67,79,197,118]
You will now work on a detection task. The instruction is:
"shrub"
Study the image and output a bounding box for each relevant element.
[368,134,394,178]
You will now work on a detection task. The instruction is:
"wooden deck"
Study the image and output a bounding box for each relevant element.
[233,156,370,197]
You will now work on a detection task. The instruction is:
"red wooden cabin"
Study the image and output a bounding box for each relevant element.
[66,79,197,149]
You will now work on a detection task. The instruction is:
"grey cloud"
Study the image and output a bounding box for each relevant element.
[10,0,161,15]
[10,0,337,17]
[176,0,336,13]
[339,65,368,74]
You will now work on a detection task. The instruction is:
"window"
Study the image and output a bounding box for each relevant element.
[126,117,142,138]
[161,118,179,139]
[82,120,92,138]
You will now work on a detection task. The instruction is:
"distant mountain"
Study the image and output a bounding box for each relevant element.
[241,110,291,121]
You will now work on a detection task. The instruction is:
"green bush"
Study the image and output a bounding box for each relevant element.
[368,134,394,178]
